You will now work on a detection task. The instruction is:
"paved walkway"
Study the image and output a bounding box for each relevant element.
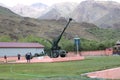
[86,67,120,79]
[15,55,84,63]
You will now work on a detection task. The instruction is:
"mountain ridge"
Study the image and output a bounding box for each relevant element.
[9,3,48,18]
[0,5,120,42]
[72,0,120,28]
[0,6,99,41]
[5,1,120,29]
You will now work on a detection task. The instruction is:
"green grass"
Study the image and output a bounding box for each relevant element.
[0,56,120,80]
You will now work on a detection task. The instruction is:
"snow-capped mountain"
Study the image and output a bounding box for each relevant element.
[9,3,48,18]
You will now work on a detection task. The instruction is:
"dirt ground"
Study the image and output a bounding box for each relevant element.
[0,53,84,63]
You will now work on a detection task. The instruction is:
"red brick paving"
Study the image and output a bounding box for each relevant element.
[0,50,113,63]
[16,54,84,63]
[87,67,120,79]
[0,53,84,63]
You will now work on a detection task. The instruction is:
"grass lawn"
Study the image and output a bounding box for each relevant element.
[0,56,120,80]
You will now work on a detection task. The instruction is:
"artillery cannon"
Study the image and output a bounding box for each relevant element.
[50,18,72,58]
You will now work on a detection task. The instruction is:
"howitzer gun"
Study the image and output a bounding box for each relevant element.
[50,18,72,58]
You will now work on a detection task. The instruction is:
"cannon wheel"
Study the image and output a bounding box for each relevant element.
[52,52,59,58]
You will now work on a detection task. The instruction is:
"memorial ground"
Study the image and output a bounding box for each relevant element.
[0,55,120,80]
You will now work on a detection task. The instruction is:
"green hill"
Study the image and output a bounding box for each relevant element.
[0,6,120,42]
[0,6,19,17]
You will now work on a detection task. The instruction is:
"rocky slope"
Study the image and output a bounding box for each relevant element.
[0,6,98,41]
[7,1,120,28]
[72,0,120,28]
[39,2,78,20]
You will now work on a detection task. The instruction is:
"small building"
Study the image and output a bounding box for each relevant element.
[113,40,120,55]
[0,42,44,57]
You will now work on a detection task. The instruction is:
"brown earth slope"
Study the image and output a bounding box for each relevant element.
[0,6,98,41]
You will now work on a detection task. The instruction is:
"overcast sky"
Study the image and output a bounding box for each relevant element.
[0,0,120,7]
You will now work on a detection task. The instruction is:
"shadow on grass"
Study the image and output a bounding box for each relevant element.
[0,76,105,80]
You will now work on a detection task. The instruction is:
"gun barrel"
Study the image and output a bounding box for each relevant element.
[55,18,72,44]
[51,18,72,58]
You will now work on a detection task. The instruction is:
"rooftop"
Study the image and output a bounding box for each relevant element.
[116,40,120,45]
[0,42,44,48]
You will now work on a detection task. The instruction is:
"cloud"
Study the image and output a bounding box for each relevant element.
[0,0,83,6]
[0,0,119,7]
